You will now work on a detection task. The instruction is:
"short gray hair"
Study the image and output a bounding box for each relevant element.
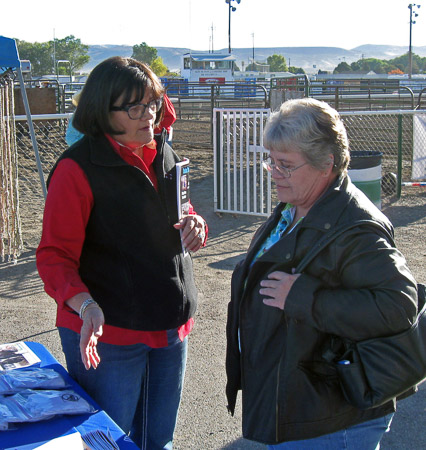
[263,98,350,175]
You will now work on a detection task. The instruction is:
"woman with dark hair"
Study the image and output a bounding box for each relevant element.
[226,98,418,449]
[37,56,207,449]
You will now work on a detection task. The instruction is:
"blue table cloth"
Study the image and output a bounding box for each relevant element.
[0,341,139,449]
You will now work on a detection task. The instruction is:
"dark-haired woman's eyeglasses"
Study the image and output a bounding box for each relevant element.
[111,98,163,120]
[262,158,308,178]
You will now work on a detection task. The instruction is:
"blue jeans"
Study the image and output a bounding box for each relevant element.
[268,413,394,449]
[58,327,188,450]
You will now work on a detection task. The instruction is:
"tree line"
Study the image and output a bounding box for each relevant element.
[16,38,170,77]
[248,53,426,76]
[15,37,426,78]
[333,53,426,75]
[16,36,90,76]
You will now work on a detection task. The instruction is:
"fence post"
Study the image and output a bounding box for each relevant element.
[211,85,216,145]
[16,68,47,199]
[397,114,403,199]
[213,109,221,212]
[334,87,339,110]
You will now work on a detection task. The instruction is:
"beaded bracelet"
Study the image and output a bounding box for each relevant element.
[79,298,99,320]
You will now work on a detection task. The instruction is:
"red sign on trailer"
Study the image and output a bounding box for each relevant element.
[199,77,225,84]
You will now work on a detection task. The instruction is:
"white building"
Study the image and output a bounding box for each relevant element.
[181,53,236,83]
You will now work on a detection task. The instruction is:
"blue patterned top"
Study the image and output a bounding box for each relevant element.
[250,204,303,267]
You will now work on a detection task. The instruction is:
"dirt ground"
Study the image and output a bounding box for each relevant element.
[0,131,425,449]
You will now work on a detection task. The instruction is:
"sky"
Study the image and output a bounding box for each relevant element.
[1,0,425,51]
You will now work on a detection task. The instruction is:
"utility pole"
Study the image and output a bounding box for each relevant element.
[53,29,56,77]
[408,3,421,80]
[210,23,215,53]
[251,32,255,63]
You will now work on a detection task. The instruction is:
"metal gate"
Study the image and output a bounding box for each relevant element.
[213,108,426,215]
[213,108,272,217]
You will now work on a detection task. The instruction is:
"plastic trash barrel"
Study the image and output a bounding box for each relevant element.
[348,151,383,209]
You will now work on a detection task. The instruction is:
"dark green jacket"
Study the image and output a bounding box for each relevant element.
[226,174,418,445]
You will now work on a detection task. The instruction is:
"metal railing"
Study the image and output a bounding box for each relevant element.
[316,86,416,111]
[169,82,268,148]
[270,75,311,97]
[170,82,268,118]
[270,78,426,111]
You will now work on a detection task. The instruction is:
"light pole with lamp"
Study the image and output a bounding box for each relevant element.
[251,32,255,64]
[408,3,421,80]
[225,0,241,54]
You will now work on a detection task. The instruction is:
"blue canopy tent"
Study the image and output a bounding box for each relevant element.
[0,36,47,198]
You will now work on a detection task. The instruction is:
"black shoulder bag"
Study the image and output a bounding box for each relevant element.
[295,220,426,410]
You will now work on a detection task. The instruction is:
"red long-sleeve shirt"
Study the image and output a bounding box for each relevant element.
[37,136,203,347]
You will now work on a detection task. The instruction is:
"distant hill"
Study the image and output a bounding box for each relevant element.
[84,45,189,72]
[83,44,426,74]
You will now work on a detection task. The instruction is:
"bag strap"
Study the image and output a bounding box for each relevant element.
[418,283,426,311]
[295,219,395,273]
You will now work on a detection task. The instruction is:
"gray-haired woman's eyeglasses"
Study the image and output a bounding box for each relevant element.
[111,98,163,120]
[262,158,308,178]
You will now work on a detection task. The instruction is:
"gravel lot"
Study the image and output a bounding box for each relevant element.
[0,130,425,449]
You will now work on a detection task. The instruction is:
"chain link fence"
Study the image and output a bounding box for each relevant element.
[10,110,426,246]
[13,115,70,247]
[341,111,426,197]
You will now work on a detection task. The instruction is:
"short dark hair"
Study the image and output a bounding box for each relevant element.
[73,56,164,137]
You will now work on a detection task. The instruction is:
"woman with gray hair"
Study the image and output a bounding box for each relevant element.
[226,98,418,448]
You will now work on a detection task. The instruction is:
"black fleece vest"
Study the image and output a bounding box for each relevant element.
[48,134,197,331]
